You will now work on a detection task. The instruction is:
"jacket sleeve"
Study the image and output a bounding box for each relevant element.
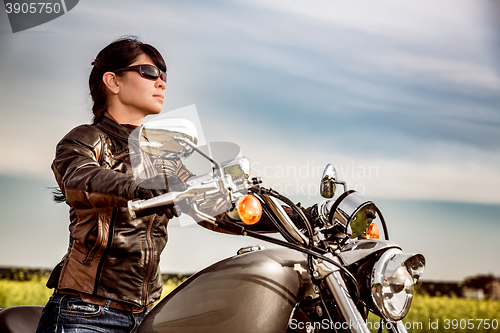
[52,125,138,209]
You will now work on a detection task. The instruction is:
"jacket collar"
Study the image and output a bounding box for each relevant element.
[95,115,138,141]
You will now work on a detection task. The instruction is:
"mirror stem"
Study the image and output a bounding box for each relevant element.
[174,137,225,178]
[336,180,348,191]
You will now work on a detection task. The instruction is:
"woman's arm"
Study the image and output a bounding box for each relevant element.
[52,125,138,209]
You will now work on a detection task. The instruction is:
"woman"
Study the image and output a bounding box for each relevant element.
[35,37,192,333]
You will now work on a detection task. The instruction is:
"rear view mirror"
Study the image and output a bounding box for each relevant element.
[138,118,198,158]
[320,164,337,198]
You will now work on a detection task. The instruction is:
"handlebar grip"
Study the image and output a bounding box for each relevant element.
[128,192,179,219]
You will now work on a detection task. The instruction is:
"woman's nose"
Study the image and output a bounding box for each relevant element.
[156,76,166,89]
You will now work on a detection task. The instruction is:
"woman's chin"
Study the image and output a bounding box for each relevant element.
[145,107,163,116]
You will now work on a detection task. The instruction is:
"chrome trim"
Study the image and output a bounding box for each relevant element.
[174,137,225,180]
[317,253,371,333]
[320,164,337,198]
[339,239,401,266]
[317,191,376,238]
[333,192,376,238]
[371,248,425,322]
[237,244,266,255]
[317,199,336,226]
[127,191,179,218]
[371,249,425,288]
[138,118,198,158]
[259,193,309,246]
[192,203,218,226]
[128,200,137,219]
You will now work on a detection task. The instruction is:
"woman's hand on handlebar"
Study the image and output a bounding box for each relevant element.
[133,174,188,219]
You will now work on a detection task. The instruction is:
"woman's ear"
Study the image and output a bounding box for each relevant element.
[102,72,120,94]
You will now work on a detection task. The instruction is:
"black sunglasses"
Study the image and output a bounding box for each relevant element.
[113,64,167,83]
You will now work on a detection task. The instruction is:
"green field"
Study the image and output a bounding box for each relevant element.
[1,275,499,332]
[0,277,182,308]
[367,295,500,333]
[0,269,185,308]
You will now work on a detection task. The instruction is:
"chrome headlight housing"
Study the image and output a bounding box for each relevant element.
[371,248,425,322]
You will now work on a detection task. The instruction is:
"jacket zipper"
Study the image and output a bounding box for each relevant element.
[142,214,156,306]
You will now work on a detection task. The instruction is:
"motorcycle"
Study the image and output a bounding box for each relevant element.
[0,118,425,333]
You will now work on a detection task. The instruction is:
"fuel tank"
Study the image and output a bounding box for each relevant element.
[138,248,314,333]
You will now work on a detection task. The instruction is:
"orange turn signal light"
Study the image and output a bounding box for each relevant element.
[237,194,262,225]
[366,222,380,239]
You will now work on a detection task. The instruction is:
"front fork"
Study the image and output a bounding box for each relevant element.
[317,253,408,333]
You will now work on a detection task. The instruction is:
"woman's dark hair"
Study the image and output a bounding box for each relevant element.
[53,37,166,203]
[89,36,166,124]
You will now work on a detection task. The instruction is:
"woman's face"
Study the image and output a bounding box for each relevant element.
[115,53,166,117]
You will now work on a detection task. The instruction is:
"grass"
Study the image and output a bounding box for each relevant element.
[0,277,53,308]
[0,272,187,308]
[366,294,500,333]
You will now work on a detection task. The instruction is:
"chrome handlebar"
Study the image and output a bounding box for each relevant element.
[128,155,251,219]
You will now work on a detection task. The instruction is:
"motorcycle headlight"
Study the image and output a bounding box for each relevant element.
[371,248,425,322]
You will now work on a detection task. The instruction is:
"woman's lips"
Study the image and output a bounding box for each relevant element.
[154,94,164,101]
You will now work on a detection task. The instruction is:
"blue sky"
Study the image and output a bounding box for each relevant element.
[0,0,499,281]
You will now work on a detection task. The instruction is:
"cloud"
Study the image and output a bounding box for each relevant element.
[234,134,500,204]
[0,0,499,204]
[1,0,500,282]
[246,0,488,43]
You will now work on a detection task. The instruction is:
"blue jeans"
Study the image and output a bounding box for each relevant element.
[35,293,152,333]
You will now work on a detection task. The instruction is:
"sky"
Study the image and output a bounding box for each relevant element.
[0,0,499,282]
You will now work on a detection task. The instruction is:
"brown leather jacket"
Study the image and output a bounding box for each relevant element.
[48,116,192,308]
